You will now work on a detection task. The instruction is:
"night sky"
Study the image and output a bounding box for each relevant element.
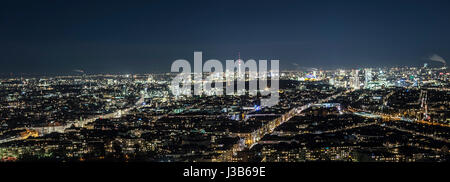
[1,0,450,74]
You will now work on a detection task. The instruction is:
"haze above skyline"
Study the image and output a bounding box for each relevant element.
[1,0,450,74]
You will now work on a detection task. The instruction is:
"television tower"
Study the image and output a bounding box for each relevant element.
[237,52,243,74]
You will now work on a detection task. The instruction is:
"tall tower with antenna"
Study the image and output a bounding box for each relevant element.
[237,52,243,75]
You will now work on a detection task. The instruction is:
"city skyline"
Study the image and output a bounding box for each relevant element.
[1,2,450,179]
[1,65,449,162]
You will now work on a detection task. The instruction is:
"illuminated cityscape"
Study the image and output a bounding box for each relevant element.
[1,64,448,162]
[1,7,450,182]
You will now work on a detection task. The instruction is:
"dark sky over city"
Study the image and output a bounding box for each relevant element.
[1,0,450,74]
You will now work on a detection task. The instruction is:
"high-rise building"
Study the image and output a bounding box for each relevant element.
[364,68,372,88]
[351,69,360,89]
